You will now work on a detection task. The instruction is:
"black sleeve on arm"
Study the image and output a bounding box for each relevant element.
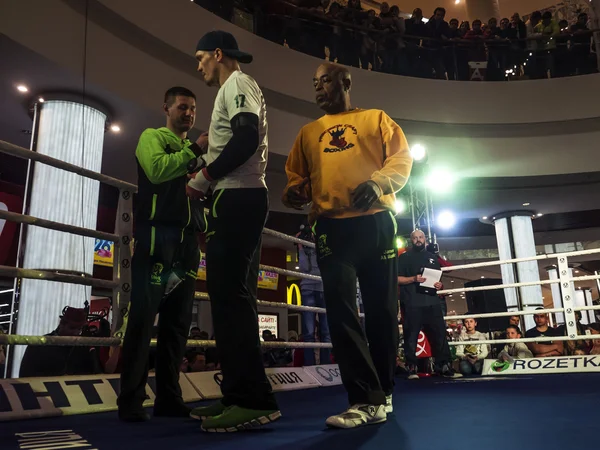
[205,112,259,181]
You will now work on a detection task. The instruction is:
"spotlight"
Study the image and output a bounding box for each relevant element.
[110,125,121,132]
[38,97,45,103]
[410,143,426,161]
[295,266,300,270]
[455,0,460,4]
[426,168,455,194]
[396,236,405,249]
[482,216,488,220]
[437,210,456,230]
[17,85,28,93]
[394,198,406,215]
[537,213,543,217]
[523,202,530,206]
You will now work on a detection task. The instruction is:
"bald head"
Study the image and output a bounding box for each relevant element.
[410,229,427,251]
[313,63,352,114]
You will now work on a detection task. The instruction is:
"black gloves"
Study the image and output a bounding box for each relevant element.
[351,181,382,212]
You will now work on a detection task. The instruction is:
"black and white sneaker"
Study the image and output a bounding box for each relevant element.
[441,365,463,379]
[407,366,419,380]
[325,404,387,429]
[385,395,393,414]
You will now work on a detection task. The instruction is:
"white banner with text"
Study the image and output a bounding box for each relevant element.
[483,355,600,375]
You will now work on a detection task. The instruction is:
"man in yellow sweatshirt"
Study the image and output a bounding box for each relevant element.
[282,63,413,429]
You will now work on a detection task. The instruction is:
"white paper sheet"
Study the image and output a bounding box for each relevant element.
[420,268,442,289]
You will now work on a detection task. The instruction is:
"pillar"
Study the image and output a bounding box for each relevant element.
[12,100,106,377]
[575,288,595,325]
[493,213,543,331]
[465,0,500,22]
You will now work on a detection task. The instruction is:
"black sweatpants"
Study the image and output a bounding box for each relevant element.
[119,225,200,409]
[206,188,277,411]
[402,303,451,368]
[314,211,398,406]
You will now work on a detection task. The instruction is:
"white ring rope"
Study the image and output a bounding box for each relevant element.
[1,139,599,354]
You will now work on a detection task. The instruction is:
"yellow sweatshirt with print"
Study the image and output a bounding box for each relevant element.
[283,108,413,223]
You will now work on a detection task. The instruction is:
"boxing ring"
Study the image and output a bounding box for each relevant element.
[1,138,600,450]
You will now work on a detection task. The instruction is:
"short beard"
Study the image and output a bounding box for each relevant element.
[413,243,425,252]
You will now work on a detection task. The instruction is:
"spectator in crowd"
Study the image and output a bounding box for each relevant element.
[573,346,587,356]
[525,308,564,357]
[570,13,592,75]
[455,316,489,376]
[498,325,533,360]
[20,306,99,377]
[326,1,345,63]
[510,13,527,41]
[486,17,500,38]
[559,311,592,355]
[378,5,407,75]
[405,8,433,78]
[492,315,523,356]
[180,350,207,373]
[297,225,331,366]
[458,21,470,37]
[427,7,451,79]
[398,230,458,379]
[464,19,487,64]
[525,11,543,78]
[448,18,460,38]
[535,10,560,75]
[189,326,203,339]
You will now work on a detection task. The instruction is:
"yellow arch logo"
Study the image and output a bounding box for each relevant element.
[287,284,302,306]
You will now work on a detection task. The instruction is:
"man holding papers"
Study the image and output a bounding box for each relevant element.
[398,230,459,379]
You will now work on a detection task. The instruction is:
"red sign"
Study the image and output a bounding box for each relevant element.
[0,192,22,265]
[415,330,432,358]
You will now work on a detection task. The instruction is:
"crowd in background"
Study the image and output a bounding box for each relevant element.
[197,0,598,81]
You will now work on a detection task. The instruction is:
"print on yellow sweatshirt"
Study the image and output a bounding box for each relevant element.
[283,108,413,222]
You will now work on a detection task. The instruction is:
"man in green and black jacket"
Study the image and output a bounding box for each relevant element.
[118,86,206,422]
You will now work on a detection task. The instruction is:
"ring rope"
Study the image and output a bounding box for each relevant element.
[262,227,315,248]
[440,247,600,272]
[1,333,598,348]
[0,266,118,289]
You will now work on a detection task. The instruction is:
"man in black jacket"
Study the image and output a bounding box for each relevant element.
[398,230,458,379]
[118,86,205,422]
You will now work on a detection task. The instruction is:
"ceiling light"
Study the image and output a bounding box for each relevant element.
[575,270,579,274]
[110,125,121,132]
[482,216,488,220]
[17,85,28,93]
[455,0,460,4]
[537,213,543,217]
[295,266,300,270]
[410,143,426,161]
[437,210,456,230]
[38,97,45,103]
[522,202,530,206]
[451,280,454,283]
[481,276,485,279]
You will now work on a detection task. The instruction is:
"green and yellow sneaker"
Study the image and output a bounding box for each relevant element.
[200,405,282,433]
[190,401,226,421]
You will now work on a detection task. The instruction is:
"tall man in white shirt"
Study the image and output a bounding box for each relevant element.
[186,31,280,432]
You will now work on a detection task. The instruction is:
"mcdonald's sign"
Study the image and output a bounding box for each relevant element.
[287,283,302,306]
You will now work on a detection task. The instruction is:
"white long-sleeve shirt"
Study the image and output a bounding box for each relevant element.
[455,331,490,359]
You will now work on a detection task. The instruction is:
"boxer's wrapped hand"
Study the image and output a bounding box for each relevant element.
[351,180,382,212]
[186,168,212,200]
[284,177,311,210]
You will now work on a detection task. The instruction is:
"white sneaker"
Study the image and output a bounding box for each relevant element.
[325,404,387,429]
[385,395,393,414]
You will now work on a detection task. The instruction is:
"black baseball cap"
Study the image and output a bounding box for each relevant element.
[196,30,253,64]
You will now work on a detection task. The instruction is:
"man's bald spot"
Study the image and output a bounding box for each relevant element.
[410,230,425,239]
[315,63,351,83]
